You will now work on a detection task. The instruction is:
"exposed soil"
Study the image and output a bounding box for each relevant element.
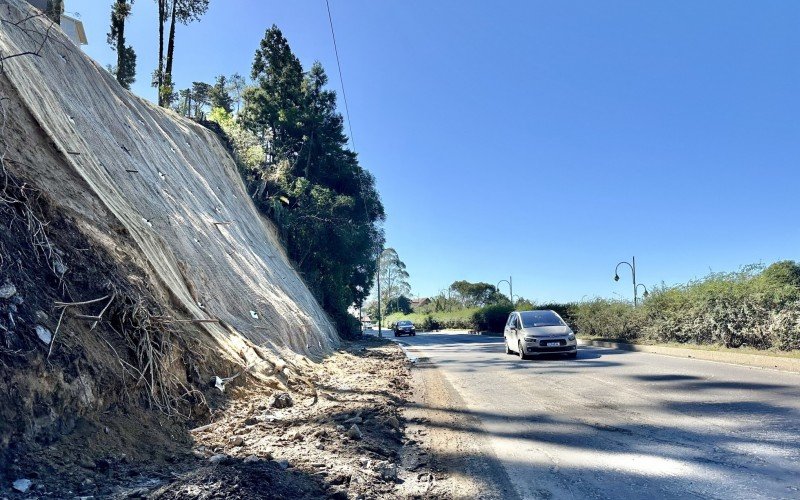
[2,336,465,499]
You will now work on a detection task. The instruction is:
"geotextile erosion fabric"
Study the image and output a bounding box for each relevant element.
[0,0,338,364]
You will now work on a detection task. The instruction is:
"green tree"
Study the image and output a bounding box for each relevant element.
[449,280,503,307]
[376,248,410,316]
[386,295,412,315]
[108,0,137,89]
[154,0,210,106]
[226,72,246,113]
[239,26,385,334]
[762,260,800,289]
[190,81,211,118]
[207,107,265,170]
[241,25,305,154]
[209,75,233,113]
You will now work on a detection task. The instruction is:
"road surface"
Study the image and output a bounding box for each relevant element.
[390,331,800,499]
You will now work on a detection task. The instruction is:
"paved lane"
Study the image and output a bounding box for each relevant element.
[392,331,800,499]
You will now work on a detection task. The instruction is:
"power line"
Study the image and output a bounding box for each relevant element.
[325,0,356,151]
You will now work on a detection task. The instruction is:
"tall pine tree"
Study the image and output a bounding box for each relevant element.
[108,0,136,89]
[241,26,384,334]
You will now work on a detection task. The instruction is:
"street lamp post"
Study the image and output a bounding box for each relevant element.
[497,276,513,306]
[614,256,648,306]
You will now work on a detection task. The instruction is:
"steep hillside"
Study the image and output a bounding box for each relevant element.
[0,0,339,476]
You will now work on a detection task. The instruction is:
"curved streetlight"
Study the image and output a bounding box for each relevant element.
[637,283,650,300]
[614,256,644,307]
[496,276,513,306]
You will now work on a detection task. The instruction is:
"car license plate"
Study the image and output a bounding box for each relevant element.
[547,342,560,347]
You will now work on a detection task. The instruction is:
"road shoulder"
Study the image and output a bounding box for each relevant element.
[579,339,800,373]
[400,357,520,499]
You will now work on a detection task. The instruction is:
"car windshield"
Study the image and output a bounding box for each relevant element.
[520,311,564,328]
[397,321,413,326]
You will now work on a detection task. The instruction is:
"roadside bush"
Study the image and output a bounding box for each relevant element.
[421,314,441,332]
[548,263,800,351]
[471,304,514,333]
[537,302,579,328]
[385,309,477,331]
[573,299,643,341]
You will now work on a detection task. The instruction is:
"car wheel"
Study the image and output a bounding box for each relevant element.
[394,332,398,337]
[412,333,416,336]
[567,351,577,359]
[518,341,529,360]
[505,338,513,355]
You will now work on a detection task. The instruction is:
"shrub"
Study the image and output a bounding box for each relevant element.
[573,299,643,341]
[471,304,514,333]
[421,314,441,332]
[546,263,800,351]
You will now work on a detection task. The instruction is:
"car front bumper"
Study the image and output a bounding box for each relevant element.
[523,338,577,354]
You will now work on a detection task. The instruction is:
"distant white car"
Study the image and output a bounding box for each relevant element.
[504,310,577,360]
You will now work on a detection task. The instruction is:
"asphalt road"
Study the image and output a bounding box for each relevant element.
[389,331,800,500]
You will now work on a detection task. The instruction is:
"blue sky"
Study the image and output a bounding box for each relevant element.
[69,0,799,303]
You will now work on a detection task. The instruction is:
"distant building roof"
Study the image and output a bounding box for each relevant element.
[410,297,431,309]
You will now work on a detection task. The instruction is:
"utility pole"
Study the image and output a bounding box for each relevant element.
[376,252,382,338]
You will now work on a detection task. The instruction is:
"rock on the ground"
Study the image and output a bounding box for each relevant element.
[12,478,32,493]
[386,416,400,429]
[228,436,244,446]
[243,455,259,464]
[271,392,293,408]
[377,462,398,481]
[0,283,16,299]
[344,416,363,424]
[346,424,363,440]
[35,325,53,344]
[209,454,228,465]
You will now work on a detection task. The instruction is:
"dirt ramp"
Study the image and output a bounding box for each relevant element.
[0,0,337,359]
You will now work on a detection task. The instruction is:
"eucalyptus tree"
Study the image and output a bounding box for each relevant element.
[376,248,410,317]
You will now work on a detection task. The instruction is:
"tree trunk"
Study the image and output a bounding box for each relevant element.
[115,1,126,83]
[165,0,177,92]
[157,0,165,105]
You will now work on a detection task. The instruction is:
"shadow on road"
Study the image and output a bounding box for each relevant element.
[397,332,800,498]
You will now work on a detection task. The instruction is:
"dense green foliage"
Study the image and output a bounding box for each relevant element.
[559,263,800,351]
[471,304,515,333]
[107,0,136,89]
[384,308,479,331]
[209,75,234,113]
[232,26,384,335]
[385,295,412,315]
[449,280,504,308]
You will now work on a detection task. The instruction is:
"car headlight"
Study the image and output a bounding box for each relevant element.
[524,337,537,343]
[568,333,576,341]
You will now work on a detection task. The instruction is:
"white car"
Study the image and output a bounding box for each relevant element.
[504,310,578,360]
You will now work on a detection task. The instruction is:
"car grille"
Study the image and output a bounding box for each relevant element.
[528,345,576,353]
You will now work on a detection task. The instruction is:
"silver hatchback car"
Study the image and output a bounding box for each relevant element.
[504,310,577,360]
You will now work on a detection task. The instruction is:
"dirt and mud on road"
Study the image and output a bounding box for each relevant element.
[4,337,488,499]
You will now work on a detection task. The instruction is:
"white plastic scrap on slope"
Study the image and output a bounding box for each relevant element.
[0,0,338,359]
